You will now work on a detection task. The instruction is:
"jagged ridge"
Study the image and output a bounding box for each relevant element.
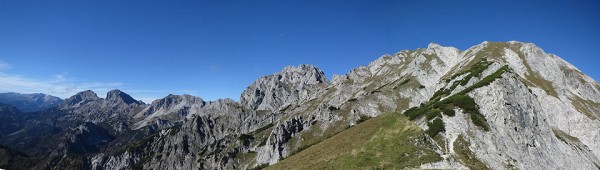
[0,41,598,170]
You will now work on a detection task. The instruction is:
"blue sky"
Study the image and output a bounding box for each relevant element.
[0,0,598,102]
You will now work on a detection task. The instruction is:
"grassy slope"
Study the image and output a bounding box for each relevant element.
[266,112,441,170]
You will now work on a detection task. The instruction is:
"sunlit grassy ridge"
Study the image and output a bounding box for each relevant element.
[266,112,441,169]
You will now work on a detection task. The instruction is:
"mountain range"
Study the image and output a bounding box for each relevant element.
[0,41,598,170]
[0,92,63,112]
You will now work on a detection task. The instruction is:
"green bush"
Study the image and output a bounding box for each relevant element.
[432,89,451,99]
[403,107,427,120]
[435,95,489,131]
[441,106,455,116]
[460,74,473,86]
[425,118,445,137]
[399,79,411,85]
[459,65,509,95]
[356,115,371,124]
[425,109,441,120]
[400,62,504,132]
[470,113,490,131]
[238,134,255,146]
[451,60,492,86]
[258,138,268,147]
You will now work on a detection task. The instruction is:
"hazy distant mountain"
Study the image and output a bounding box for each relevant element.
[1,41,598,170]
[0,92,63,112]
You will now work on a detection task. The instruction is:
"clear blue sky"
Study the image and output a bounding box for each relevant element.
[0,0,598,102]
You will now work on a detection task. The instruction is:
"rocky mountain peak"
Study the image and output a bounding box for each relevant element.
[152,94,205,108]
[106,89,141,105]
[240,64,329,112]
[280,64,328,84]
[426,42,442,49]
[134,94,206,125]
[61,90,101,107]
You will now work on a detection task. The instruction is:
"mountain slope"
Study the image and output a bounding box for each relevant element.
[0,92,63,112]
[0,104,26,138]
[90,41,599,169]
[267,112,442,169]
[265,41,600,169]
[0,41,598,170]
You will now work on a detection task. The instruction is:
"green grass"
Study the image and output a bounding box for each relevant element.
[253,123,274,134]
[568,95,600,120]
[267,112,441,170]
[249,163,270,170]
[258,138,268,147]
[552,128,581,144]
[399,78,411,85]
[453,135,490,170]
[551,128,592,152]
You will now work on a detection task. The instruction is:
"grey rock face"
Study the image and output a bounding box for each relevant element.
[134,94,205,126]
[108,42,596,170]
[59,122,115,155]
[0,92,63,112]
[240,64,329,112]
[106,89,142,105]
[61,90,101,108]
[58,89,146,123]
[94,98,249,170]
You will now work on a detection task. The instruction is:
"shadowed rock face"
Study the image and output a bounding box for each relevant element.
[0,92,63,112]
[1,42,599,170]
[0,103,24,137]
[61,122,115,154]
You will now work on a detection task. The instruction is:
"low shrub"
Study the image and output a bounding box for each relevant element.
[425,118,445,137]
[356,115,371,124]
[425,109,441,120]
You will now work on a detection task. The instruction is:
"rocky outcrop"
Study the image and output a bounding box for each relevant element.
[240,64,329,112]
[93,98,248,170]
[60,90,101,108]
[106,90,142,105]
[133,94,205,128]
[58,90,146,123]
[61,122,115,155]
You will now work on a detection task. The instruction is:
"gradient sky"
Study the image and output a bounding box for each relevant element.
[0,0,598,102]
